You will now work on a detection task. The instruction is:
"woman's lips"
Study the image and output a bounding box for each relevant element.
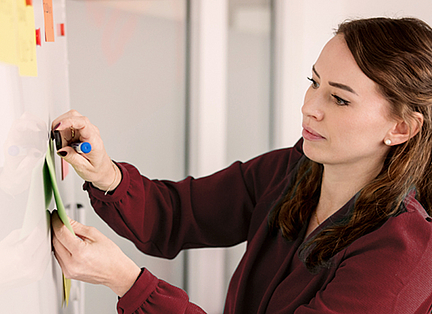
[302,126,325,141]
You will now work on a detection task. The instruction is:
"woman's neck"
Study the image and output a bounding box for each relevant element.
[316,161,383,223]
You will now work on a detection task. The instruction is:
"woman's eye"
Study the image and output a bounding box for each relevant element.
[331,94,350,106]
[307,77,319,89]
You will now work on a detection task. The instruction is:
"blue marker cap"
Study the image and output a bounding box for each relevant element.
[71,142,92,154]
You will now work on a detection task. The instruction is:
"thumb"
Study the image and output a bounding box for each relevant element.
[69,218,100,243]
[52,211,81,250]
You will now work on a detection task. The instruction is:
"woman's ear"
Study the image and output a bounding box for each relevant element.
[385,112,424,146]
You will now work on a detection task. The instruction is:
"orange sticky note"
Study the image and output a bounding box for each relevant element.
[43,0,54,42]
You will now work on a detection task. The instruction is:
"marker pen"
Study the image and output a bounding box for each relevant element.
[51,130,92,154]
[52,130,63,151]
[71,142,92,154]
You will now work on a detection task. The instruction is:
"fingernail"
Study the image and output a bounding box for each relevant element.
[53,122,61,130]
[58,151,67,157]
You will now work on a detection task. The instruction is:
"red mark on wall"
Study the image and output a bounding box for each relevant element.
[85,3,140,65]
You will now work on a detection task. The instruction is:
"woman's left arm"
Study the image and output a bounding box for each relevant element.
[51,212,206,313]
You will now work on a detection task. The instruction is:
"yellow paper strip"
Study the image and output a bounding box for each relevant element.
[17,0,38,76]
[0,0,18,65]
[63,275,71,307]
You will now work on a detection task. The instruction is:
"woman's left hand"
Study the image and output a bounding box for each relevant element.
[51,211,141,297]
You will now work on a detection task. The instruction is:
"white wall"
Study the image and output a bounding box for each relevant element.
[65,1,187,313]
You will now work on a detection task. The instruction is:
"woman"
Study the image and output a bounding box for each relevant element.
[52,17,432,313]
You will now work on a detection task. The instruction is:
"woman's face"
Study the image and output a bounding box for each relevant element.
[302,35,396,171]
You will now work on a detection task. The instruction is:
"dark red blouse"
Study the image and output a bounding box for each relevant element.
[84,140,432,313]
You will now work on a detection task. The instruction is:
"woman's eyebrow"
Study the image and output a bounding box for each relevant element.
[329,82,358,96]
[312,65,359,96]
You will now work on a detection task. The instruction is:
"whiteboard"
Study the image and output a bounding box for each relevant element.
[0,0,76,313]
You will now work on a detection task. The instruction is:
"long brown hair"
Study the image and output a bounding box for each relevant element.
[270,17,432,272]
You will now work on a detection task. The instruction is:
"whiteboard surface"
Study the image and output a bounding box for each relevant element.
[0,0,73,313]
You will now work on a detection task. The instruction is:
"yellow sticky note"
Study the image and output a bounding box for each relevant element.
[17,0,37,77]
[0,0,18,65]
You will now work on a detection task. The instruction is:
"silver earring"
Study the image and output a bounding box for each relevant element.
[385,139,392,145]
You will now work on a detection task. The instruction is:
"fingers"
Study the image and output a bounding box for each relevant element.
[52,232,70,266]
[56,146,92,173]
[69,219,100,242]
[51,110,113,184]
[52,211,82,278]
[52,110,82,146]
[52,110,101,148]
[52,211,73,276]
[56,116,95,141]
[51,109,82,132]
[52,211,84,251]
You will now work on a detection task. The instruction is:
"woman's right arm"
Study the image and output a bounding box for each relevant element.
[52,110,257,259]
[84,159,257,259]
[84,143,304,260]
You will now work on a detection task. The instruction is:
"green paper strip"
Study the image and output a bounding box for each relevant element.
[45,138,74,235]
[45,137,73,307]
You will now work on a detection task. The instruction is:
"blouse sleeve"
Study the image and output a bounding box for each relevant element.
[84,160,254,259]
[116,268,206,314]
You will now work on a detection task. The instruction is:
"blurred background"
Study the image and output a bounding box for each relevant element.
[65,0,432,313]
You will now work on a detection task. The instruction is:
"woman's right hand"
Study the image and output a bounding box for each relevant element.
[51,110,120,192]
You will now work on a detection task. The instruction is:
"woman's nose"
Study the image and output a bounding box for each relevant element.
[302,89,324,121]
